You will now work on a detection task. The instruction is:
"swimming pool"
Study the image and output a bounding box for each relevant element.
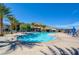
[17,32,56,42]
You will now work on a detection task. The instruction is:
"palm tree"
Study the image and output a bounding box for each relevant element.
[0,3,11,36]
[7,15,19,33]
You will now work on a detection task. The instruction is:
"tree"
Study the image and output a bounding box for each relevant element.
[20,23,31,32]
[7,15,20,32]
[26,24,31,31]
[0,3,11,36]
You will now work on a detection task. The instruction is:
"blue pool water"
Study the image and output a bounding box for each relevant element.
[17,32,56,42]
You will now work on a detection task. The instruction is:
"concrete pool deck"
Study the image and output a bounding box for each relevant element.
[0,32,79,55]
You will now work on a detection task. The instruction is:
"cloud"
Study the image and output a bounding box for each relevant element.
[54,22,79,29]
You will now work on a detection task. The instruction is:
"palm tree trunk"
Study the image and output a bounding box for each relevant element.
[0,14,4,36]
[10,23,14,34]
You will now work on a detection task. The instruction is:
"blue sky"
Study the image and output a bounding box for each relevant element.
[4,3,79,28]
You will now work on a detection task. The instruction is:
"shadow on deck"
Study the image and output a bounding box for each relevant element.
[0,41,79,55]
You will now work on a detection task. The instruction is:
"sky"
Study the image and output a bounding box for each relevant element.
[4,3,79,28]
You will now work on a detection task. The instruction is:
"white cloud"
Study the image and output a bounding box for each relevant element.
[54,22,79,29]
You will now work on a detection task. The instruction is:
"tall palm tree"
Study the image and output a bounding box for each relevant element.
[7,15,19,32]
[0,3,11,36]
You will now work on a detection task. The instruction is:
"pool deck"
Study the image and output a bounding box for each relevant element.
[0,32,79,55]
